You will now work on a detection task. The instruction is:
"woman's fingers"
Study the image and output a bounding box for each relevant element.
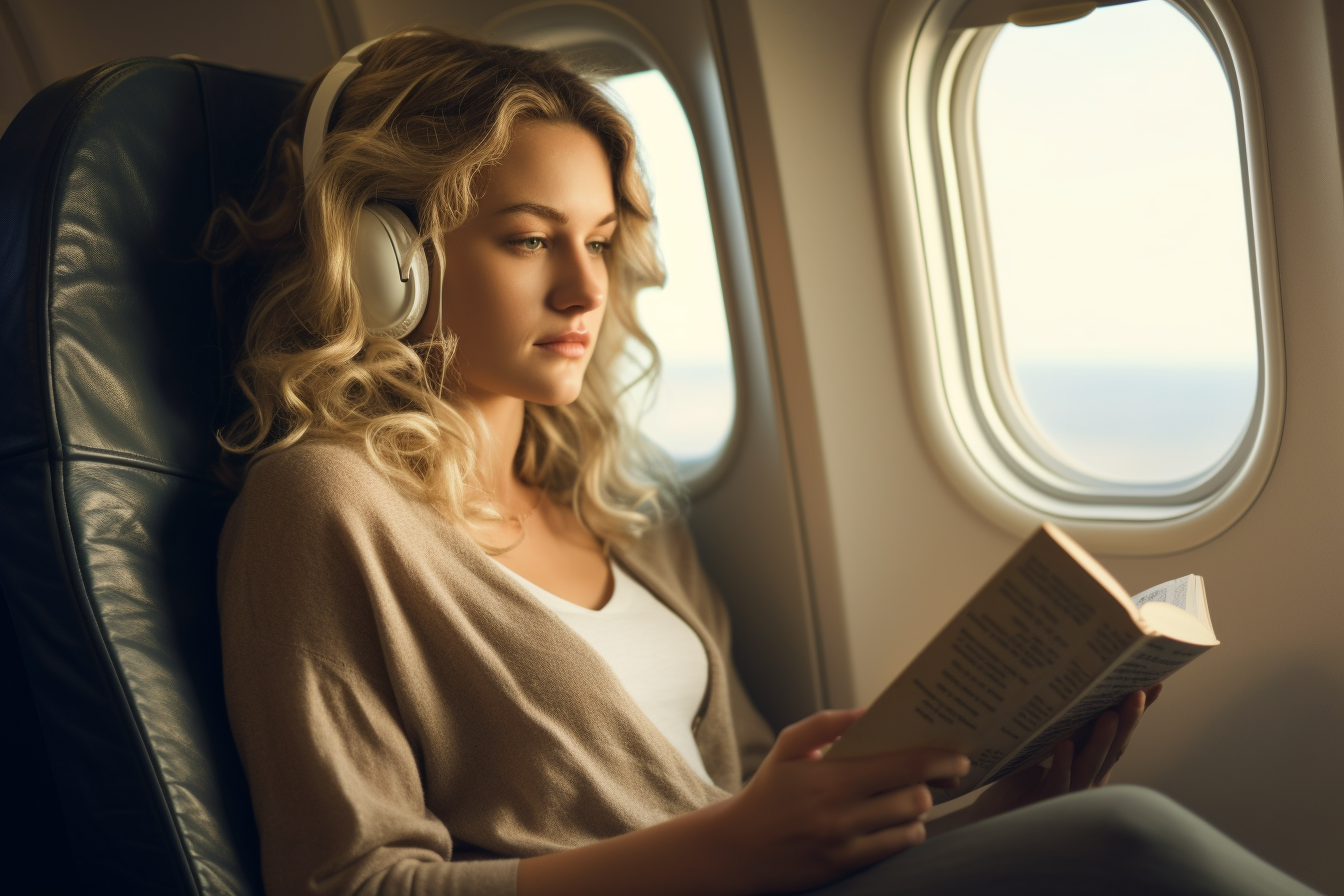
[1070,709,1119,790]
[836,749,970,796]
[842,784,934,836]
[770,709,867,762]
[965,687,1161,822]
[1095,690,1147,783]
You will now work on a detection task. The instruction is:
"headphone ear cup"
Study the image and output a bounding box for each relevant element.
[351,202,430,339]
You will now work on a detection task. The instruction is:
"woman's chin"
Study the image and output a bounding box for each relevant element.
[521,380,587,408]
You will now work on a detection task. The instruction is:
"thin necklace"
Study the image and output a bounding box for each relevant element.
[510,488,544,527]
[496,488,544,554]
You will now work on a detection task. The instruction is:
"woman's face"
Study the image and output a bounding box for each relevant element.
[411,120,617,407]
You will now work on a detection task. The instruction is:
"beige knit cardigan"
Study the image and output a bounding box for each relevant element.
[218,440,776,896]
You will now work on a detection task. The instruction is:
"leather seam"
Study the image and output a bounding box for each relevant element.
[0,443,221,486]
[63,444,222,485]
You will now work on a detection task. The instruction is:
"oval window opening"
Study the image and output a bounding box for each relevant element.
[604,69,735,465]
[976,0,1258,485]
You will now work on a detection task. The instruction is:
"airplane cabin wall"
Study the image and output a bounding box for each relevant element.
[743,0,1344,891]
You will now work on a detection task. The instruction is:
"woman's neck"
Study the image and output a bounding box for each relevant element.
[470,391,532,512]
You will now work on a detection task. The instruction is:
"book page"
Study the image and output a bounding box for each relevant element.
[1130,575,1210,629]
[828,527,1145,800]
[1131,576,1192,612]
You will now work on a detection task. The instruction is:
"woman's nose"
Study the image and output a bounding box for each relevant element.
[549,240,606,313]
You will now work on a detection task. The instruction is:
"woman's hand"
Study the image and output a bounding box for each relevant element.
[710,709,970,895]
[518,709,967,896]
[967,684,1162,821]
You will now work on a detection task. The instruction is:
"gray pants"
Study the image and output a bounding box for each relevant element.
[807,786,1322,895]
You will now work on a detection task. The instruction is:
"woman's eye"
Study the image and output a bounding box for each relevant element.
[516,237,545,252]
[587,241,610,255]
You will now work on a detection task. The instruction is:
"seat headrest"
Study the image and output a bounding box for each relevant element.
[0,56,298,476]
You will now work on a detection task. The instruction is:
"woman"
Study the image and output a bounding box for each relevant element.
[212,27,1319,896]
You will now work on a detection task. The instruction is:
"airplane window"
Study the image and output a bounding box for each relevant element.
[975,0,1257,484]
[884,0,1284,547]
[602,70,735,466]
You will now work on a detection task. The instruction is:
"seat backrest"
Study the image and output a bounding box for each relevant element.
[0,57,300,895]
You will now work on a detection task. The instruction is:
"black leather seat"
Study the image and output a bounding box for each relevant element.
[0,58,300,895]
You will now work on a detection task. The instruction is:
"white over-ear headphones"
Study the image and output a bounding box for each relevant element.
[302,38,430,340]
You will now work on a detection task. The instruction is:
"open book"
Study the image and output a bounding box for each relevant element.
[827,523,1217,802]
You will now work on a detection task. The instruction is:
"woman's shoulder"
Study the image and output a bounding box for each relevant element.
[239,438,394,511]
[217,439,477,649]
[219,438,449,575]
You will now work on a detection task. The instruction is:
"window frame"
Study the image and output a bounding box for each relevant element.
[482,3,746,489]
[876,0,1284,553]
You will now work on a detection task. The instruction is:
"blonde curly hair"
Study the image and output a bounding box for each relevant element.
[208,27,671,547]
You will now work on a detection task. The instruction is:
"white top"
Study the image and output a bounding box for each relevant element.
[492,559,713,784]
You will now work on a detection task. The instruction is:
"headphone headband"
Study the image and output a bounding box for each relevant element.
[302,37,383,188]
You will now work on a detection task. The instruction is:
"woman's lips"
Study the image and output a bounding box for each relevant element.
[535,332,590,358]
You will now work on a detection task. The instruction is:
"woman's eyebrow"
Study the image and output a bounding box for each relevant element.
[494,202,618,226]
